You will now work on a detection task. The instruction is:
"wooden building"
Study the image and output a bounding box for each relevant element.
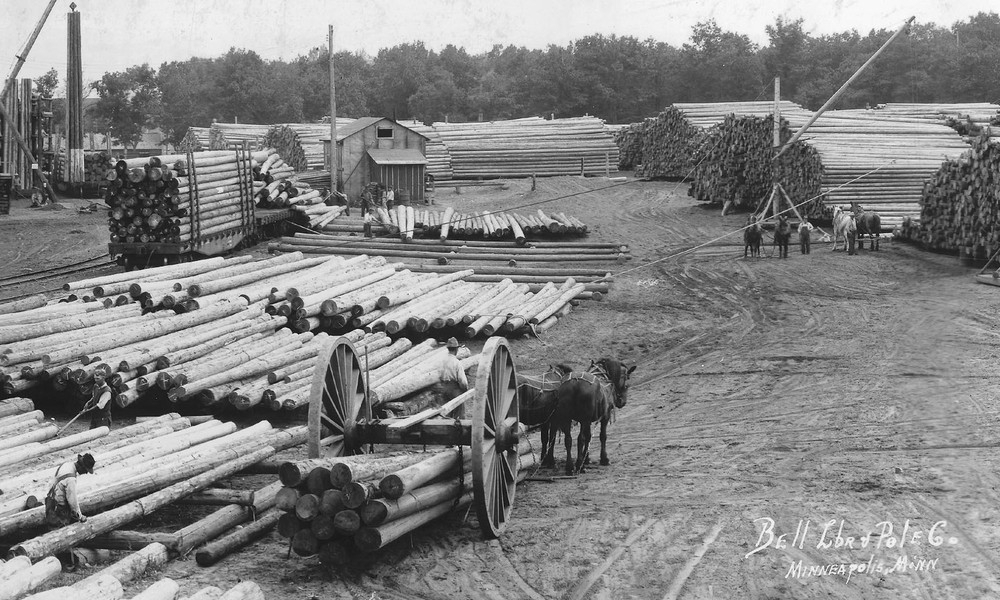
[323,117,429,204]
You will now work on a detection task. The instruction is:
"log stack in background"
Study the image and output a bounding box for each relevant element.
[688,114,824,215]
[616,101,971,226]
[429,116,620,179]
[179,126,210,152]
[399,120,454,181]
[634,107,706,179]
[900,131,1000,256]
[265,122,355,172]
[105,150,257,246]
[612,121,648,172]
[208,123,272,151]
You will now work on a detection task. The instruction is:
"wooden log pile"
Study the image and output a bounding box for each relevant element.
[105,151,259,246]
[633,107,705,179]
[688,114,824,214]
[179,127,209,152]
[272,442,536,565]
[264,123,347,172]
[612,121,647,172]
[207,123,272,151]
[899,131,1000,255]
[0,250,591,406]
[429,116,620,179]
[316,207,591,242]
[398,120,453,181]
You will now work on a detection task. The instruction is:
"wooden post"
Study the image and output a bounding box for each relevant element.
[0,100,56,203]
[329,25,339,195]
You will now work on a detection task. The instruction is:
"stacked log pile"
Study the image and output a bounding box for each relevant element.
[625,101,969,225]
[316,208,591,242]
[105,150,260,246]
[264,123,346,172]
[0,251,591,406]
[272,443,537,564]
[686,114,824,213]
[430,117,619,179]
[179,127,210,152]
[633,108,707,179]
[208,123,271,151]
[900,131,1000,255]
[834,103,1000,135]
[613,121,648,172]
[0,393,305,563]
[399,120,453,181]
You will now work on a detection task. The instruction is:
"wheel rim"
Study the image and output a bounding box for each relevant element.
[472,337,520,538]
[307,337,370,458]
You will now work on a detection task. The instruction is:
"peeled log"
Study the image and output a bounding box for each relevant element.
[0,397,34,418]
[379,448,463,500]
[23,573,123,600]
[355,491,472,552]
[179,587,223,600]
[0,556,62,600]
[76,542,169,588]
[218,582,265,600]
[195,508,281,567]
[278,452,410,487]
[328,453,431,489]
[129,579,180,600]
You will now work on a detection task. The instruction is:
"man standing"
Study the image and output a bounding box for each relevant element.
[434,337,469,403]
[798,218,813,255]
[87,366,113,430]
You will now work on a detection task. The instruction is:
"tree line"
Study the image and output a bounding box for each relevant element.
[69,13,1000,148]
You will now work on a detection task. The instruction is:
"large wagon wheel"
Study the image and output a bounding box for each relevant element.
[471,337,521,538]
[307,337,371,458]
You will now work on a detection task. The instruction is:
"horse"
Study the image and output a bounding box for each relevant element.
[773,214,791,258]
[851,202,881,251]
[832,206,857,255]
[517,363,572,464]
[744,215,763,258]
[547,358,636,475]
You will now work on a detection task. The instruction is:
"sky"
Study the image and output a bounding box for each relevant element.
[0,0,992,95]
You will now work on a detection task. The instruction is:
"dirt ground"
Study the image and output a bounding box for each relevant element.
[4,176,1000,599]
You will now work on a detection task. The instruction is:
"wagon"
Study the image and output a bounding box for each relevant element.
[306,336,521,538]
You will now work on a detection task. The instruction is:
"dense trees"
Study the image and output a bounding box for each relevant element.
[85,12,1000,144]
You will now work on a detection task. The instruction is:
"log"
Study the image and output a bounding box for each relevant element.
[178,587,223,600]
[354,491,472,552]
[23,573,123,600]
[294,493,321,521]
[378,448,463,500]
[0,397,33,418]
[0,556,62,600]
[194,508,281,567]
[217,582,264,600]
[333,509,361,535]
[328,453,431,489]
[129,579,180,600]
[291,528,318,556]
[80,531,178,551]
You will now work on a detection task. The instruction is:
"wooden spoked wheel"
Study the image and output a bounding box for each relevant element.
[307,337,370,458]
[471,337,521,538]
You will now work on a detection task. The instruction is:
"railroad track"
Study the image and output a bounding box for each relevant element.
[0,253,119,304]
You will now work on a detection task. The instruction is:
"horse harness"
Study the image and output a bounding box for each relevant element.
[566,363,618,422]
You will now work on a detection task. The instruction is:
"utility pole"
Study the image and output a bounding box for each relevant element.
[1,0,59,103]
[328,25,339,198]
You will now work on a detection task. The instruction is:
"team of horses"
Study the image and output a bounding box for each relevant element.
[743,203,880,259]
[516,359,636,475]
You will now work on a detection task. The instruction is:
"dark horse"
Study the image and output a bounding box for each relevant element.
[851,202,881,251]
[744,215,762,258]
[545,358,636,475]
[773,214,791,258]
[517,363,572,461]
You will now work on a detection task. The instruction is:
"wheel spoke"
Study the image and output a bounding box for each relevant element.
[321,413,344,433]
[500,451,516,484]
[499,358,514,419]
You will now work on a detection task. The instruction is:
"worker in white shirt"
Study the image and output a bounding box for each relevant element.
[433,337,469,406]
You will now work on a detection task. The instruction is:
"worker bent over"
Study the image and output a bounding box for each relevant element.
[45,453,96,570]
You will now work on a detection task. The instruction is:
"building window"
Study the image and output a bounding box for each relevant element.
[376,127,393,139]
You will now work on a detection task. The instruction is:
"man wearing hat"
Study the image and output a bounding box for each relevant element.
[45,453,95,570]
[433,337,469,403]
[45,453,95,527]
[85,366,113,430]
